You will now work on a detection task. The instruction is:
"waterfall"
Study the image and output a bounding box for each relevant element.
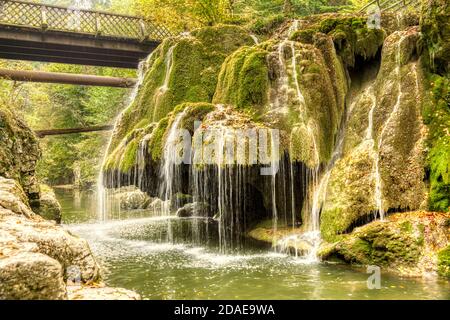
[158,110,188,241]
[97,58,149,222]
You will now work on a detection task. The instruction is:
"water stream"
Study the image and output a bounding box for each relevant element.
[59,189,450,300]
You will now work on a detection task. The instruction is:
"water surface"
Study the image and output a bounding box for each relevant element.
[57,189,450,300]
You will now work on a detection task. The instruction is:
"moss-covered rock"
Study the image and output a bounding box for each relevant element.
[319,212,450,277]
[36,184,62,224]
[321,28,428,241]
[437,245,450,277]
[420,0,450,75]
[318,16,385,67]
[0,104,41,202]
[108,25,255,155]
[213,46,270,115]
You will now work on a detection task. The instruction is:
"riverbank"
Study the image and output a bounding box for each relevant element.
[0,177,140,300]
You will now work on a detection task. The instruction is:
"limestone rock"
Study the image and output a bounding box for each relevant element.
[0,105,41,200]
[0,177,101,297]
[0,252,67,300]
[319,212,450,277]
[176,202,209,218]
[119,188,151,210]
[36,184,62,223]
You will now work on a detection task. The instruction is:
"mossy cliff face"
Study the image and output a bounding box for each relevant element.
[421,0,450,75]
[421,0,450,213]
[321,27,428,242]
[0,105,41,201]
[107,25,255,155]
[319,212,450,277]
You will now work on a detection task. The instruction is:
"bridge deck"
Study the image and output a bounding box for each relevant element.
[0,0,171,68]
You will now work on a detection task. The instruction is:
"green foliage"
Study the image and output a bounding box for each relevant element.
[250,14,286,36]
[423,75,450,212]
[0,60,132,187]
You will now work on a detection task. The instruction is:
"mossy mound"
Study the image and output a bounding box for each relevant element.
[108,25,254,154]
[319,212,450,277]
[213,46,270,116]
[291,16,385,67]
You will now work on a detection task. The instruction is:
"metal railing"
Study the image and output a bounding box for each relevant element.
[358,0,421,13]
[0,0,171,41]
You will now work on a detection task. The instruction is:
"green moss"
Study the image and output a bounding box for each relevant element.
[437,245,450,277]
[320,207,348,242]
[178,102,215,133]
[318,17,385,67]
[119,138,138,173]
[290,29,315,44]
[420,0,450,75]
[329,221,423,267]
[400,221,413,233]
[213,46,269,115]
[108,25,254,154]
[148,117,169,161]
[250,14,285,36]
[423,75,450,212]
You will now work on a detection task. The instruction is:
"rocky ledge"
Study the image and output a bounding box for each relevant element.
[0,176,140,300]
[319,212,450,278]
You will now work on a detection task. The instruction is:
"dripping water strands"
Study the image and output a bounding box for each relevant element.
[159,110,188,242]
[373,31,407,221]
[274,19,324,261]
[97,58,149,222]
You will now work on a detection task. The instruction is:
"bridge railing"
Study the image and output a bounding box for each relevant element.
[358,0,421,13]
[0,0,171,41]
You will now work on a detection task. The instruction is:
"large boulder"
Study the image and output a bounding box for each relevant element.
[118,187,151,210]
[0,252,67,300]
[0,177,100,284]
[319,212,450,277]
[35,184,62,223]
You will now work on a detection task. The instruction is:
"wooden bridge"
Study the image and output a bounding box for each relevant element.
[0,0,171,68]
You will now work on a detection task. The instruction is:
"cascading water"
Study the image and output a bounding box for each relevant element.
[97,58,149,222]
[373,32,407,221]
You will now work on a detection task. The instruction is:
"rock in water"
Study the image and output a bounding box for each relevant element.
[319,212,450,277]
[35,184,62,223]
